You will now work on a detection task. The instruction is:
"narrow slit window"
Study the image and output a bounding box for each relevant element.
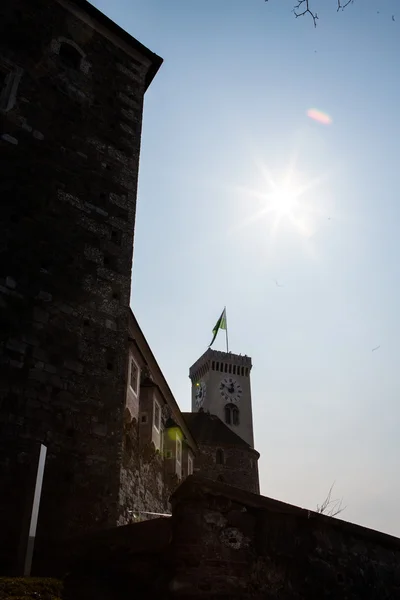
[153,399,161,432]
[216,449,224,465]
[176,437,182,465]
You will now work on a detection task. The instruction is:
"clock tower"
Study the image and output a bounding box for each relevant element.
[189,349,255,448]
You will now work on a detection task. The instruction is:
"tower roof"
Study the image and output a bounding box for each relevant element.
[182,411,258,454]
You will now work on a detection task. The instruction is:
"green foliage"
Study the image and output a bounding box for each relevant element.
[0,578,63,600]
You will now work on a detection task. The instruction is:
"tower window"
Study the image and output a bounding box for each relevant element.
[224,363,228,373]
[59,42,83,70]
[241,367,244,376]
[246,368,249,377]
[129,357,139,395]
[216,449,224,465]
[212,361,215,370]
[233,365,236,375]
[224,404,231,424]
[224,403,240,426]
[229,364,232,374]
[216,362,219,371]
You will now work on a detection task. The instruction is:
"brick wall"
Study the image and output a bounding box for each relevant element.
[0,0,161,568]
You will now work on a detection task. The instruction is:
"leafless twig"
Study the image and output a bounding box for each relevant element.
[265,0,355,26]
[337,0,354,12]
[293,0,318,27]
[316,482,346,517]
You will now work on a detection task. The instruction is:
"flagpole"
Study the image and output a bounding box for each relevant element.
[225,306,229,353]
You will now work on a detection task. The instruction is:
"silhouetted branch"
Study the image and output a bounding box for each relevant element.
[337,0,354,11]
[293,0,318,28]
[265,0,355,26]
[316,482,346,517]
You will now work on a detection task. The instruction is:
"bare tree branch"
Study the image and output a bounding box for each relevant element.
[293,0,318,28]
[316,482,346,517]
[265,0,355,26]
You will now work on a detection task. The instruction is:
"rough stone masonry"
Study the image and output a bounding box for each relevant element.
[40,476,400,599]
[0,0,162,573]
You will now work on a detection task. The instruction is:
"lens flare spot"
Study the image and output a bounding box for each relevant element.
[307,108,332,125]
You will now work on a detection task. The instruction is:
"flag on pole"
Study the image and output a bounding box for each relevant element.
[209,308,227,348]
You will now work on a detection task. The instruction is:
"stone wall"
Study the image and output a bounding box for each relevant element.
[53,476,400,599]
[117,416,178,525]
[169,477,400,598]
[183,412,260,494]
[194,443,259,494]
[0,0,161,566]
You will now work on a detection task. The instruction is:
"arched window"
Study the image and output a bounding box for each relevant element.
[232,406,239,426]
[224,403,240,426]
[216,448,224,465]
[59,42,83,69]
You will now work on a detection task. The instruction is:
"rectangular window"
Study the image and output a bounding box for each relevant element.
[0,60,22,113]
[129,358,139,394]
[153,399,161,432]
[176,437,182,465]
[188,455,193,475]
[233,365,236,375]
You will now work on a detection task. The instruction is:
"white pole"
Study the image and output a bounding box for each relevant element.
[23,444,47,576]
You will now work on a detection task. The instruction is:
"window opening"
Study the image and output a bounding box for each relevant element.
[130,358,138,394]
[153,400,161,432]
[216,449,224,465]
[59,42,82,69]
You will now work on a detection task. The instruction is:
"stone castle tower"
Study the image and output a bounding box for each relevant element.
[190,349,255,447]
[0,0,162,567]
[185,349,260,494]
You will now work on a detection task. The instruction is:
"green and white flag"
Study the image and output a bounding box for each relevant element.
[209,308,227,348]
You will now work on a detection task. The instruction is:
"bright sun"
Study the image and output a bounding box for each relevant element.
[268,185,299,219]
[228,159,329,242]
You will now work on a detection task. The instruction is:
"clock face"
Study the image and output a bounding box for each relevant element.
[194,380,206,409]
[219,377,242,403]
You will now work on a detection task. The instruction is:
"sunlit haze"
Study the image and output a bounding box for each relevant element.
[90,0,400,536]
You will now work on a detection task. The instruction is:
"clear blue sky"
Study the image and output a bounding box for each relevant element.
[91,0,400,536]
